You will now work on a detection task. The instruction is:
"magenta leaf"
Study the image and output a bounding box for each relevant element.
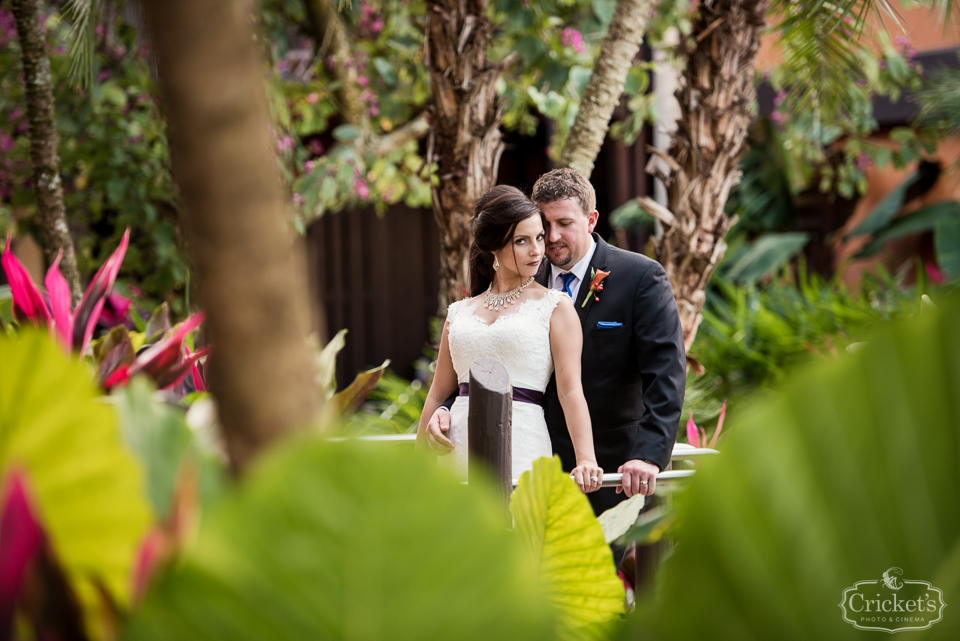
[686,411,701,448]
[96,337,136,389]
[185,345,207,392]
[1,236,51,328]
[154,346,211,390]
[44,250,75,351]
[0,471,44,632]
[129,312,206,386]
[72,229,130,355]
[708,400,727,449]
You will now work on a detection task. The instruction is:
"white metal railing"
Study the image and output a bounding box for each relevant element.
[330,434,716,492]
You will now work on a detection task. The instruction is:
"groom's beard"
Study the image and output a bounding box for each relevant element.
[546,243,573,268]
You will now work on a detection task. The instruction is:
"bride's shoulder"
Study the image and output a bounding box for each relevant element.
[446,296,479,322]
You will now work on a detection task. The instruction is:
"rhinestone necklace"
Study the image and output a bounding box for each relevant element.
[483,276,535,312]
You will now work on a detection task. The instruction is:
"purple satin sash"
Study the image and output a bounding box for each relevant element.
[458,382,543,406]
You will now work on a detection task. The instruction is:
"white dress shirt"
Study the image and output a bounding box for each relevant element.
[549,237,597,301]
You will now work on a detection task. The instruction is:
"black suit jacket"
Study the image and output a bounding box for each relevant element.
[537,234,686,514]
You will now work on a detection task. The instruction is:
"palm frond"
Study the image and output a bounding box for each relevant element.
[63,0,104,87]
[913,59,960,134]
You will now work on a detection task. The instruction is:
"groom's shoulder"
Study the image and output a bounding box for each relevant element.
[604,243,664,281]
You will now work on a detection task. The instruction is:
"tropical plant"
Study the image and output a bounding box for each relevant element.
[1,228,129,353]
[0,331,152,640]
[123,439,560,641]
[620,295,960,640]
[843,161,960,281]
[0,6,184,307]
[511,456,625,639]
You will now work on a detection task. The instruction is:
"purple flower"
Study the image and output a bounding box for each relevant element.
[771,111,785,127]
[366,103,379,118]
[773,90,787,107]
[304,160,315,173]
[0,131,13,154]
[372,18,384,33]
[9,106,23,123]
[306,92,318,104]
[308,139,324,155]
[96,24,105,37]
[276,135,293,153]
[856,152,873,171]
[98,70,109,83]
[357,76,370,86]
[561,28,585,54]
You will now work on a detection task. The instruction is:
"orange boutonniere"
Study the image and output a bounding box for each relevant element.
[581,268,610,308]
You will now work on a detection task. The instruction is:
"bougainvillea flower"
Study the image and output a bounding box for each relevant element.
[1,230,129,354]
[0,471,44,630]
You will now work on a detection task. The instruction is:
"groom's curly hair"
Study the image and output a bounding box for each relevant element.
[531,168,596,216]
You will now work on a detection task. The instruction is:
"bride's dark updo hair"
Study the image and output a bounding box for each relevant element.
[469,185,544,297]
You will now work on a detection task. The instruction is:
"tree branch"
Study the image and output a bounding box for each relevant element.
[365,114,429,157]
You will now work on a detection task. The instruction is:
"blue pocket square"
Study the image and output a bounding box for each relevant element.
[596,321,623,328]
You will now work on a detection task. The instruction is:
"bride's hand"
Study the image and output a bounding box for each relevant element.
[572,462,603,494]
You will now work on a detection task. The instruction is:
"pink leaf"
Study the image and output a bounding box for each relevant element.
[154,346,210,390]
[185,345,206,392]
[72,229,130,355]
[103,364,131,390]
[0,471,44,626]
[1,236,50,328]
[686,411,700,448]
[132,528,165,604]
[129,312,206,386]
[44,249,74,351]
[709,400,727,449]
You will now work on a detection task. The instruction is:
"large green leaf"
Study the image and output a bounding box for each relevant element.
[123,440,556,641]
[856,201,960,258]
[725,232,810,283]
[935,215,960,281]
[0,332,151,620]
[845,169,920,238]
[511,456,624,637]
[622,297,960,639]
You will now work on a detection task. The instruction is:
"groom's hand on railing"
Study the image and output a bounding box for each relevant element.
[617,459,658,497]
[424,407,455,454]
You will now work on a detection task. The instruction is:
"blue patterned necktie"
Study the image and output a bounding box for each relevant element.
[559,272,576,298]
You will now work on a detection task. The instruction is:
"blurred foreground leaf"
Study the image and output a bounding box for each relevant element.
[124,440,556,641]
[0,332,151,623]
[625,298,960,639]
[511,456,624,639]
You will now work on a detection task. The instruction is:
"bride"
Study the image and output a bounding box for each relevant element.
[416,185,603,493]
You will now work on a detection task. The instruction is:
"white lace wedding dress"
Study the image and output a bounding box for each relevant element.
[443,288,564,480]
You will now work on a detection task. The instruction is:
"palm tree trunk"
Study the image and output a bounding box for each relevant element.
[557,0,657,178]
[426,0,512,306]
[11,0,82,305]
[142,0,320,474]
[644,0,769,351]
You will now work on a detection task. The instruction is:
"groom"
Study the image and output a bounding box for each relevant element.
[426,168,686,516]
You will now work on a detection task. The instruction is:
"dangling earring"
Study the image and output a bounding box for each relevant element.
[493,256,500,271]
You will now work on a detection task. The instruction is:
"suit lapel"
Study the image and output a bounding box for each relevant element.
[535,258,550,288]
[575,234,608,324]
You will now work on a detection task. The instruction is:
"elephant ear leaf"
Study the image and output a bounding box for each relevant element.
[0,331,151,631]
[511,456,624,639]
[623,298,960,640]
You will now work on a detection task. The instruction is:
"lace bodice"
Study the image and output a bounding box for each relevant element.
[446,289,565,392]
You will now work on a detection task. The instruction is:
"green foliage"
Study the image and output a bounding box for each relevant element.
[341,369,428,434]
[0,10,185,310]
[511,456,625,639]
[0,331,152,627]
[691,261,914,408]
[623,296,960,639]
[913,53,960,136]
[724,232,810,284]
[123,439,558,641]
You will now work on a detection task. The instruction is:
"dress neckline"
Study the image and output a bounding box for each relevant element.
[460,290,558,328]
